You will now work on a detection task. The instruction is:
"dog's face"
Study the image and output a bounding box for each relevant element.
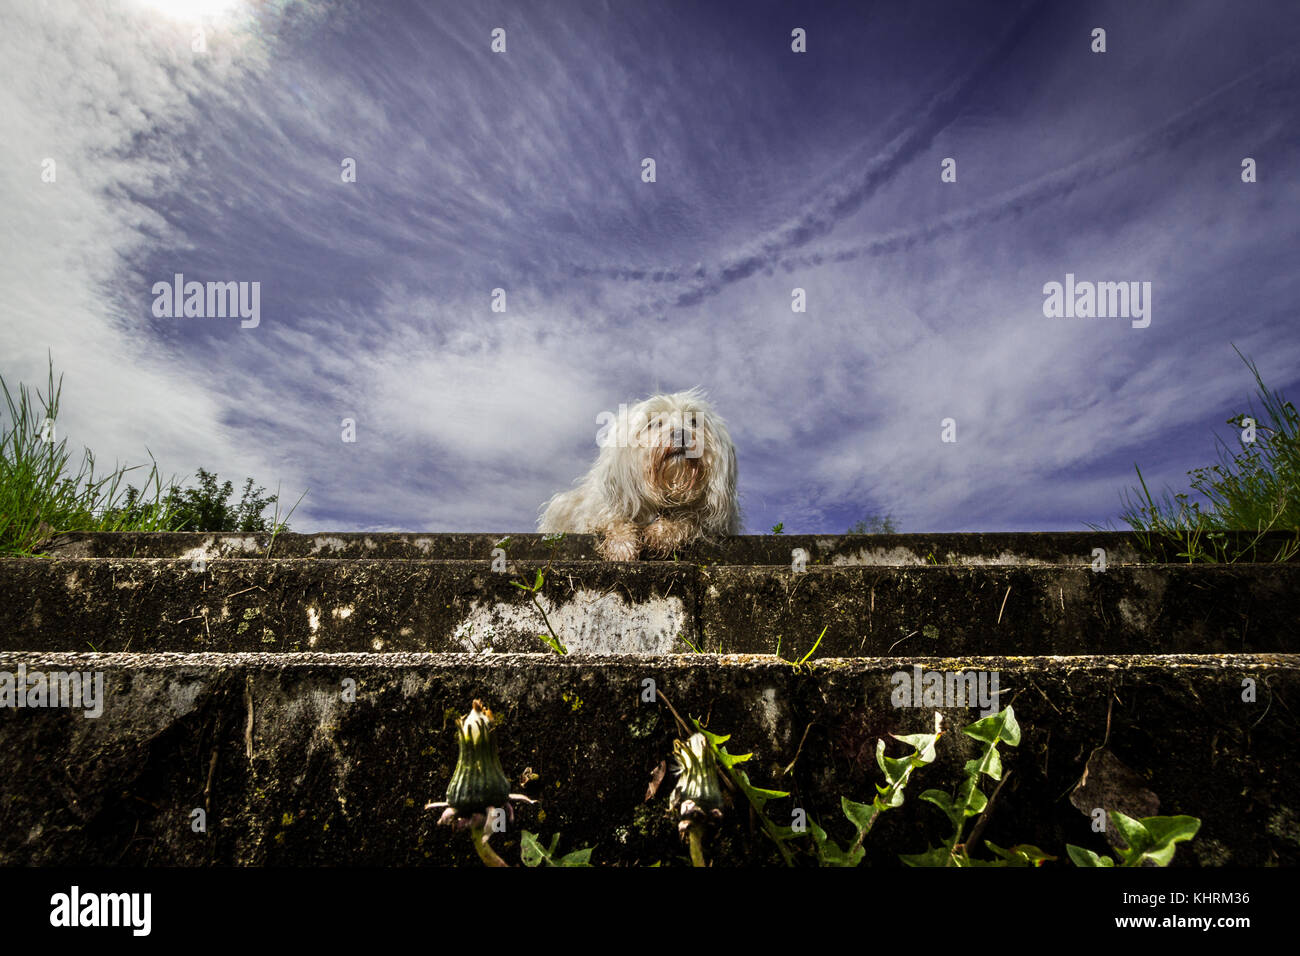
[633,396,707,506]
[538,386,740,548]
[611,390,734,515]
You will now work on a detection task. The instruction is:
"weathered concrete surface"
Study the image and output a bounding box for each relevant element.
[0,653,1294,866]
[36,530,1300,564]
[3,558,1297,655]
[699,564,1300,656]
[0,558,697,654]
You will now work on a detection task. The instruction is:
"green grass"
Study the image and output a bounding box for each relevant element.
[1,359,174,555]
[2,359,300,556]
[1103,348,1300,562]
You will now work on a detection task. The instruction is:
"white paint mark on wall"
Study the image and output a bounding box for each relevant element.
[453,590,688,654]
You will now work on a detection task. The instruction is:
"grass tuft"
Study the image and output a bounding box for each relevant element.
[1102,347,1299,562]
[1,357,174,555]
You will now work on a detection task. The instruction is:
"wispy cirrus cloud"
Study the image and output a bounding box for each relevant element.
[2,0,1297,533]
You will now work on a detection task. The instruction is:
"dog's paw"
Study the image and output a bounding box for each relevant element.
[596,525,642,561]
[642,516,696,556]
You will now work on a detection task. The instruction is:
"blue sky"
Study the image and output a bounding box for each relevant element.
[3,0,1298,533]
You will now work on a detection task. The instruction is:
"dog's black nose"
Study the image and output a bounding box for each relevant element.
[670,428,687,448]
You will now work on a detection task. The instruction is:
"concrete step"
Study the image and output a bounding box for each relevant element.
[1,652,1293,866]
[36,529,1300,565]
[3,558,1296,655]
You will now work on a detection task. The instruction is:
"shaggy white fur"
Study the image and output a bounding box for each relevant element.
[538,389,740,560]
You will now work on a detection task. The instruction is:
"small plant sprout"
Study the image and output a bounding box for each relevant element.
[794,625,827,668]
[900,706,1056,867]
[512,568,568,654]
[425,700,535,867]
[773,625,828,670]
[810,711,944,866]
[670,732,725,867]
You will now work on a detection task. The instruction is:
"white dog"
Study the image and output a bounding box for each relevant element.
[538,389,740,560]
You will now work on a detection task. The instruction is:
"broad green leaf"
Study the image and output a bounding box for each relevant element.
[1109,810,1154,860]
[1008,844,1055,865]
[919,788,956,814]
[768,823,800,841]
[879,752,917,786]
[874,780,906,809]
[520,830,592,867]
[970,743,1003,781]
[811,819,865,867]
[1066,844,1114,867]
[520,830,548,867]
[534,632,566,654]
[919,788,963,829]
[1134,815,1201,866]
[984,841,1056,866]
[892,731,941,762]
[900,846,952,867]
[877,790,905,810]
[841,796,875,831]
[956,776,988,816]
[555,847,594,867]
[982,841,1025,866]
[822,843,865,867]
[963,706,1020,747]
